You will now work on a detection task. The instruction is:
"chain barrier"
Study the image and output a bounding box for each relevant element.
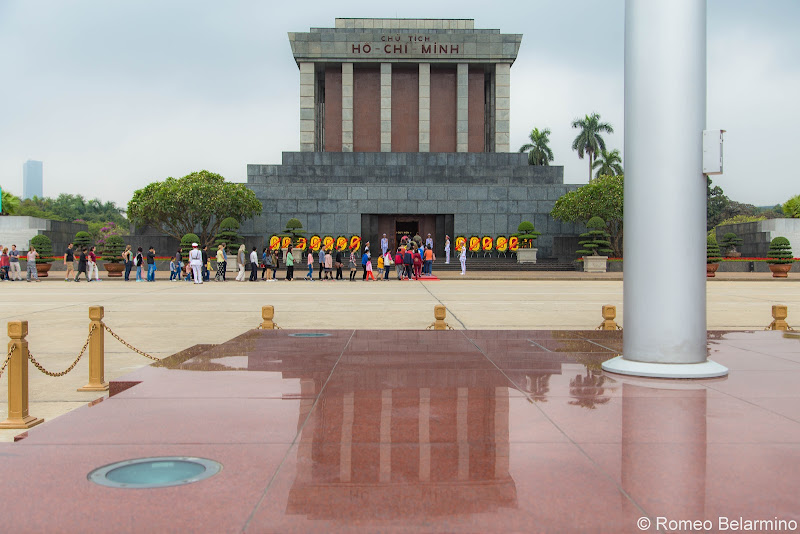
[765,323,795,332]
[426,323,455,330]
[27,325,95,377]
[0,343,17,380]
[102,323,161,361]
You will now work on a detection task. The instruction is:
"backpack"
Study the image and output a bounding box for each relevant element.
[135,253,142,266]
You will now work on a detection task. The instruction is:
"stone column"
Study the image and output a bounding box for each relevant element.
[456,64,469,152]
[381,63,392,152]
[494,63,511,153]
[342,63,354,152]
[602,0,727,378]
[299,62,316,152]
[419,63,430,152]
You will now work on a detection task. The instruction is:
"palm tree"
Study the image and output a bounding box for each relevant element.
[571,113,614,181]
[1,189,20,215]
[518,127,554,166]
[592,148,623,179]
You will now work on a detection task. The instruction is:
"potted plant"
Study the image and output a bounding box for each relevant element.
[707,234,721,277]
[515,221,542,264]
[29,234,53,277]
[577,216,613,273]
[101,235,126,277]
[281,218,306,258]
[766,236,794,278]
[74,230,92,249]
[720,232,743,257]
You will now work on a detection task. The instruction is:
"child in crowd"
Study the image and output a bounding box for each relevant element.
[324,249,333,280]
[169,258,177,281]
[365,256,375,281]
[376,253,384,281]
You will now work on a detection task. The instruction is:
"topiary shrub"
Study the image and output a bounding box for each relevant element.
[30,234,53,263]
[181,233,201,256]
[516,221,541,249]
[707,234,721,264]
[102,235,126,263]
[720,232,743,256]
[214,217,242,255]
[74,231,92,249]
[282,218,306,246]
[577,217,613,256]
[766,237,794,265]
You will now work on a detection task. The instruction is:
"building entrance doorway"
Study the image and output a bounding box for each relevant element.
[395,220,419,246]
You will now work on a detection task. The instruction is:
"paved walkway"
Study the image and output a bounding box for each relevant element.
[0,274,798,441]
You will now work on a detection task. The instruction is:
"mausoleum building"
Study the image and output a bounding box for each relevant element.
[245,18,582,259]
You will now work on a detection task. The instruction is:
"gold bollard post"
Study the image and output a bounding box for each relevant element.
[261,306,275,330]
[0,321,44,429]
[78,306,108,391]
[599,305,621,330]
[767,305,789,331]
[433,305,447,330]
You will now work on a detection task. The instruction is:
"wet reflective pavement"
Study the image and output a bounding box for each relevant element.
[1,329,799,533]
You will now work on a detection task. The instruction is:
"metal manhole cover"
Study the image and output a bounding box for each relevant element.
[288,333,331,338]
[88,457,222,489]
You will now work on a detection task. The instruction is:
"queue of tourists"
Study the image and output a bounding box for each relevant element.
[21,233,468,284]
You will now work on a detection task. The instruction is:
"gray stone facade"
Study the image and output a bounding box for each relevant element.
[244,152,582,260]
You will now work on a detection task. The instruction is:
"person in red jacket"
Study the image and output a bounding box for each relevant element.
[412,247,423,280]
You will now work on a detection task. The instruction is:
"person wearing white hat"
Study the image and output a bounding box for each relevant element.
[189,242,203,284]
[380,233,388,256]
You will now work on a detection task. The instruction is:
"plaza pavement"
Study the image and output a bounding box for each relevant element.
[0,272,798,442]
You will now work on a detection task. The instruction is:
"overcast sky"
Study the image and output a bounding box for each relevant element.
[1,0,797,209]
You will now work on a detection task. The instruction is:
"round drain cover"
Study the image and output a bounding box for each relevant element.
[289,333,331,338]
[88,457,221,489]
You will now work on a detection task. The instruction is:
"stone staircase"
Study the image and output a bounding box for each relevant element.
[429,255,576,272]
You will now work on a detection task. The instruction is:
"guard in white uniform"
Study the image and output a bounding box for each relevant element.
[444,235,451,264]
[189,242,203,284]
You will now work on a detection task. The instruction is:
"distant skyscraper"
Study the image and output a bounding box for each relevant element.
[23,160,43,200]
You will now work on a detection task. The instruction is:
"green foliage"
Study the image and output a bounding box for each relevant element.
[571,113,614,181]
[180,233,201,256]
[220,217,240,230]
[127,170,262,247]
[74,231,92,248]
[30,234,53,263]
[518,128,554,166]
[707,234,721,264]
[101,235,126,263]
[15,193,127,226]
[282,218,306,245]
[716,214,766,227]
[515,221,541,248]
[214,228,242,255]
[551,174,623,256]
[576,217,613,257]
[783,194,800,218]
[766,237,794,265]
[591,148,623,179]
[720,232,743,255]
[1,189,20,215]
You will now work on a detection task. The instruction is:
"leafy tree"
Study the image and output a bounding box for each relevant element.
[720,232,743,256]
[282,218,306,244]
[518,128,554,166]
[707,177,730,230]
[576,217,613,256]
[214,217,243,255]
[591,148,623,179]
[180,233,201,256]
[29,234,53,263]
[127,170,261,247]
[16,193,127,226]
[101,235,126,263]
[571,113,614,181]
[1,189,20,215]
[551,174,624,256]
[74,231,92,248]
[783,194,800,218]
[515,221,541,248]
